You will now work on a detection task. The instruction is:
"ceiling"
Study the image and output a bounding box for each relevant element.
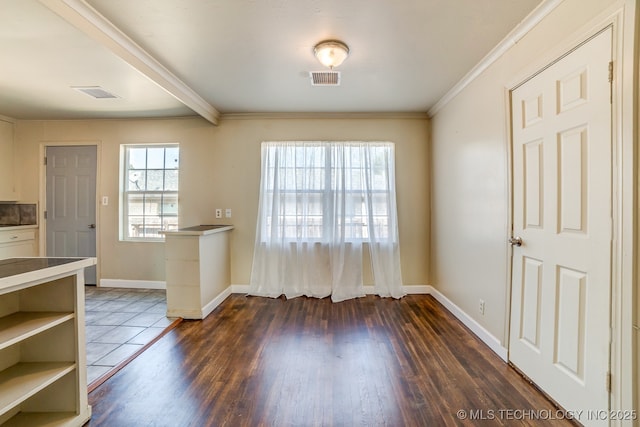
[0,0,542,123]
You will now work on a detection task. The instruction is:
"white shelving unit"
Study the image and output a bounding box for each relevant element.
[0,257,95,426]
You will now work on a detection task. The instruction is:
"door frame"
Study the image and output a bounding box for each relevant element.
[39,141,102,284]
[504,3,637,417]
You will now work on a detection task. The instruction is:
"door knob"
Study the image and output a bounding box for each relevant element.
[509,236,523,247]
[88,224,96,229]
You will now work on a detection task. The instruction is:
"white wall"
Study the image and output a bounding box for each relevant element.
[430,0,625,344]
[14,115,430,287]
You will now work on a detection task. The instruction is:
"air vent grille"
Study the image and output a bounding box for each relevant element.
[310,71,340,86]
[72,86,119,99]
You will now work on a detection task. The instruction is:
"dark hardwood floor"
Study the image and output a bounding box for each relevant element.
[86,294,572,426]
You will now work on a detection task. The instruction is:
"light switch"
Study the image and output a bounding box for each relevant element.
[101,196,109,206]
[225,208,232,218]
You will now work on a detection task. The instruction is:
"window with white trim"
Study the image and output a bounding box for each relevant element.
[121,144,179,240]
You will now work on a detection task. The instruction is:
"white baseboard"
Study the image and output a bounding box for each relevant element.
[402,284,431,294]
[99,279,166,290]
[231,284,250,294]
[362,284,432,294]
[426,285,508,361]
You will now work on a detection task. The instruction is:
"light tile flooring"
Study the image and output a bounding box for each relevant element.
[85,286,173,384]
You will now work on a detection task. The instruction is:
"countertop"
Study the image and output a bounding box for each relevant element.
[0,225,38,231]
[161,224,234,236]
[0,257,96,289]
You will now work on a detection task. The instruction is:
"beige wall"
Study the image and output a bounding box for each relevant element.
[430,0,625,343]
[14,115,430,287]
[0,120,16,200]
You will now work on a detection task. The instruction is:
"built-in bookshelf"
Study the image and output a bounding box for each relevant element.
[0,257,95,426]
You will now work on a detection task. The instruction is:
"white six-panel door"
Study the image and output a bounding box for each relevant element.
[509,28,612,423]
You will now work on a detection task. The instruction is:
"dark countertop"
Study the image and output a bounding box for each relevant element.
[0,257,88,279]
[162,224,234,236]
[179,225,232,232]
[0,224,38,231]
[0,257,96,291]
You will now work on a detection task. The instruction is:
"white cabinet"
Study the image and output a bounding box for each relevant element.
[0,257,95,426]
[0,121,16,202]
[0,228,37,260]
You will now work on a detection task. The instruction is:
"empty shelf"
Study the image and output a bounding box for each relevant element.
[3,410,89,427]
[0,312,74,351]
[0,362,75,416]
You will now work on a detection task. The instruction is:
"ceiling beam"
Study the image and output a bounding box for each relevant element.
[39,0,220,125]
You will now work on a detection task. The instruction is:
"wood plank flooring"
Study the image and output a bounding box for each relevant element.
[87,295,573,426]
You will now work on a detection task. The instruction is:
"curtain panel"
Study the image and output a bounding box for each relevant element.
[249,141,404,302]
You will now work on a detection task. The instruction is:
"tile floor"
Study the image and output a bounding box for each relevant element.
[84,286,173,384]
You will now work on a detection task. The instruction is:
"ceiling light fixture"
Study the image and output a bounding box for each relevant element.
[313,40,349,69]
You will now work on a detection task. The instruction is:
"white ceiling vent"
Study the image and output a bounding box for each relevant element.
[310,71,340,86]
[72,86,119,99]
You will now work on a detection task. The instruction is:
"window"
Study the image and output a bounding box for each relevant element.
[259,142,396,241]
[250,141,404,302]
[121,144,179,240]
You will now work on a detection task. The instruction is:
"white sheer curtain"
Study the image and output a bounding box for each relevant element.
[249,141,404,302]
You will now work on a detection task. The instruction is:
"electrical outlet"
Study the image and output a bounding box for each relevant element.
[479,299,485,315]
[215,208,222,219]
[225,208,232,218]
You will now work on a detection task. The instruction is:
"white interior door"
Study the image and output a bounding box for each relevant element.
[46,145,97,284]
[509,28,612,422]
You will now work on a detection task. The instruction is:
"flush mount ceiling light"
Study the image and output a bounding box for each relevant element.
[313,40,349,69]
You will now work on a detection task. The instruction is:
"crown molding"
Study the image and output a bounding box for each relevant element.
[39,0,220,125]
[427,0,563,118]
[221,112,429,121]
[12,115,207,123]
